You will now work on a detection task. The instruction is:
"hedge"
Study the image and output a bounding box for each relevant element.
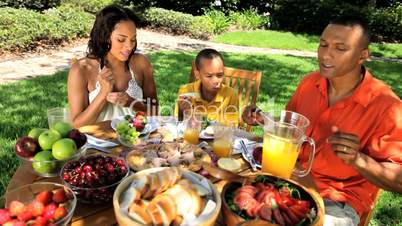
[0,6,94,51]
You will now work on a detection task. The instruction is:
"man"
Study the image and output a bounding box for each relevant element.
[243,15,402,226]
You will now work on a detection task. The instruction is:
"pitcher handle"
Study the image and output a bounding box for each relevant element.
[293,136,315,177]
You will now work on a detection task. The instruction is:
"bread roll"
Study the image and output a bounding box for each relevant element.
[147,194,177,226]
[128,203,152,225]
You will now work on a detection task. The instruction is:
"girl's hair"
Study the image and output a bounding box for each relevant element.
[87,5,139,69]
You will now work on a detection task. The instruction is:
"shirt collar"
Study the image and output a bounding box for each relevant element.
[315,67,374,108]
[194,80,225,103]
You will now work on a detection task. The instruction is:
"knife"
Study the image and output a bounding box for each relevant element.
[240,140,258,171]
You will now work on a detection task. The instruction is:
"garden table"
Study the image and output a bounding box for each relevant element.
[7,119,324,226]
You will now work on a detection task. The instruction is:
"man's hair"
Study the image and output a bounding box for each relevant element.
[329,15,370,48]
[87,5,140,69]
[195,48,224,70]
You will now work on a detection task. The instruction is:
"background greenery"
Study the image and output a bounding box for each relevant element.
[0,51,401,224]
[213,30,402,59]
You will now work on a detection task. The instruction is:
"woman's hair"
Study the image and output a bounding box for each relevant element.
[87,5,139,69]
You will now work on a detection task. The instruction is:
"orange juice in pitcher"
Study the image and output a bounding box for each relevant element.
[262,133,299,178]
[261,110,315,179]
[183,128,200,144]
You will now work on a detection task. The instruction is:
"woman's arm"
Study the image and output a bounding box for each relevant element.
[131,54,158,115]
[67,60,113,127]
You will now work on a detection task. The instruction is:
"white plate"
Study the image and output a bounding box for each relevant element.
[199,130,214,139]
[111,116,159,135]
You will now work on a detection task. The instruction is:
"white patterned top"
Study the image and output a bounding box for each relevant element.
[88,66,143,122]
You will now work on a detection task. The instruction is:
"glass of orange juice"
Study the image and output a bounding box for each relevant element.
[183,110,202,144]
[223,111,239,128]
[261,110,315,179]
[213,124,234,158]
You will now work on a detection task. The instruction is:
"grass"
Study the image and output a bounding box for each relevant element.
[213,30,402,59]
[0,51,401,225]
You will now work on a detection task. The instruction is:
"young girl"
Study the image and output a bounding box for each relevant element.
[68,5,158,127]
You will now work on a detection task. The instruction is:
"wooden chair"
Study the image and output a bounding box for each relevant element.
[189,61,263,131]
[358,190,382,226]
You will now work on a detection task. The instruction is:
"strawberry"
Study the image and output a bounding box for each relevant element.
[9,200,25,217]
[43,202,57,220]
[0,209,11,224]
[17,209,33,221]
[3,220,25,226]
[36,191,53,205]
[29,200,45,217]
[33,216,48,226]
[135,111,146,117]
[133,119,145,131]
[52,188,67,204]
[53,206,67,221]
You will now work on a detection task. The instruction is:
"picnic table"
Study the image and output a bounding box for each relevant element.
[7,119,324,226]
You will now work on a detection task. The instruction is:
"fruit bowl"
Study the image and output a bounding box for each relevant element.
[0,182,76,226]
[17,145,87,178]
[61,154,129,204]
[221,173,324,226]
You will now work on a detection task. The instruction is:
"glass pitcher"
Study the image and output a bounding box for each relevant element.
[261,110,315,179]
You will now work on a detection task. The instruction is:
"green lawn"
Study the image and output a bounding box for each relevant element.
[0,51,401,225]
[213,30,402,59]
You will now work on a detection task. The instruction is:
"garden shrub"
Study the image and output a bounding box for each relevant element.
[270,0,402,42]
[60,0,114,14]
[204,10,230,34]
[0,0,61,11]
[228,9,269,30]
[0,6,94,51]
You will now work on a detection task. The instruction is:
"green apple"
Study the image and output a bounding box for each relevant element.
[27,128,47,139]
[52,122,73,138]
[52,138,77,160]
[38,129,61,151]
[32,151,56,174]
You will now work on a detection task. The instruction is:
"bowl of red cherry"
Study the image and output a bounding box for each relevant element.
[60,154,129,204]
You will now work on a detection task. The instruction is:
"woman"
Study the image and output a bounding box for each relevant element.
[68,5,158,128]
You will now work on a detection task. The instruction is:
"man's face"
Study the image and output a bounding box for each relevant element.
[108,20,137,62]
[317,24,368,79]
[196,57,224,95]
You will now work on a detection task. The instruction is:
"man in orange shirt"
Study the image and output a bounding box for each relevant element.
[243,15,402,225]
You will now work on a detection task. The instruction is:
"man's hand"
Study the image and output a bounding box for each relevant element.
[178,95,193,112]
[328,126,361,165]
[106,92,133,107]
[242,105,264,126]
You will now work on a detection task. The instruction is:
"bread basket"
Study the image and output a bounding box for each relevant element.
[113,167,221,226]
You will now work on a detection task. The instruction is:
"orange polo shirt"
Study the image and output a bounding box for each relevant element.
[286,69,402,217]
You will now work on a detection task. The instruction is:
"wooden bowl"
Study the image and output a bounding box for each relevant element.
[221,173,324,226]
[113,167,221,226]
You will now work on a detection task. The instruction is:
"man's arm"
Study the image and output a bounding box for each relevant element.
[354,153,402,193]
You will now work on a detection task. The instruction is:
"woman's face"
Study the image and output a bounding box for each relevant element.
[108,20,137,62]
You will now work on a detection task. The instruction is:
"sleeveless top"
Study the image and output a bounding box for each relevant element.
[88,66,143,122]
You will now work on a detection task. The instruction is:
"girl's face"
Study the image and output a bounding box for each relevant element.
[108,20,137,62]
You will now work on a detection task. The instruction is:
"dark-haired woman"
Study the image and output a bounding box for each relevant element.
[67,5,158,128]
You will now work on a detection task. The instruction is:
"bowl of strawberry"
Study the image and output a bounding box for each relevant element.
[0,182,76,226]
[222,174,323,226]
[60,154,129,204]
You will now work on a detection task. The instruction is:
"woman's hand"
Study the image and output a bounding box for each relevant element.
[242,105,264,126]
[178,95,194,112]
[106,92,134,107]
[98,67,114,95]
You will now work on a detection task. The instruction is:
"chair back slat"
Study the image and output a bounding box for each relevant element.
[189,61,263,131]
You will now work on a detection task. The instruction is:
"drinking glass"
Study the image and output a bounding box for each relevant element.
[213,124,234,158]
[47,107,70,128]
[182,110,202,144]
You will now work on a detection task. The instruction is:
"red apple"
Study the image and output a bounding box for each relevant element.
[15,136,40,158]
